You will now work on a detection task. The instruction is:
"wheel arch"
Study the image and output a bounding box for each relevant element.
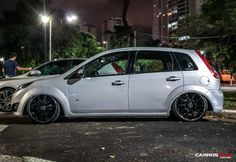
[166,85,213,114]
[0,86,16,91]
[19,86,71,117]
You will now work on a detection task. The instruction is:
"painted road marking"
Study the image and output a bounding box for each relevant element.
[0,125,8,132]
[0,154,55,162]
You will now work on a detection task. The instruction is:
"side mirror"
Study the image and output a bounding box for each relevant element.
[29,70,41,76]
[77,69,84,78]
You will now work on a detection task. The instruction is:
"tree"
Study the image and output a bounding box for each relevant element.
[0,0,49,67]
[176,0,236,72]
[105,0,134,48]
[122,0,134,47]
[105,26,130,49]
[52,28,104,59]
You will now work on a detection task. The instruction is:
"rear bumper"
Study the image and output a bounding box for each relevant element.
[206,89,224,113]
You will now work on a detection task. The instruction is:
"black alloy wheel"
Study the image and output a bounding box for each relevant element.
[0,88,15,111]
[173,93,208,121]
[27,94,60,124]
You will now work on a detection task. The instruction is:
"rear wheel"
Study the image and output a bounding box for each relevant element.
[172,93,207,121]
[0,88,15,111]
[27,95,60,124]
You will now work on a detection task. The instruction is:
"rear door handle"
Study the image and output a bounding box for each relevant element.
[112,80,125,86]
[166,76,180,81]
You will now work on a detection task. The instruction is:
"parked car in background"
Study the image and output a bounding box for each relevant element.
[0,58,86,111]
[11,47,223,123]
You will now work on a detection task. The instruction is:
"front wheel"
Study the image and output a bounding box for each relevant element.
[172,93,208,122]
[27,95,61,124]
[0,88,15,111]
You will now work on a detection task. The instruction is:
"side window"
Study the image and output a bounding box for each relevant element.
[36,60,69,75]
[71,59,85,69]
[174,53,198,71]
[135,51,179,73]
[83,52,129,77]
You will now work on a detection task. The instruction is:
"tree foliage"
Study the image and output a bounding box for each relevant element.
[176,0,236,71]
[0,0,48,67]
[52,28,104,59]
[105,26,130,49]
[0,0,104,69]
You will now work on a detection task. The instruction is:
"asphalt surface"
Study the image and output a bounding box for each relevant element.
[0,115,236,162]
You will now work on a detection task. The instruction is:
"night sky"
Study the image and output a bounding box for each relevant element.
[0,0,153,31]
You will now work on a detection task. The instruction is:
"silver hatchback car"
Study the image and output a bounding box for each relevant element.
[11,47,223,123]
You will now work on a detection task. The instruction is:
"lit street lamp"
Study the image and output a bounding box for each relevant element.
[103,41,108,50]
[66,15,78,23]
[61,14,78,24]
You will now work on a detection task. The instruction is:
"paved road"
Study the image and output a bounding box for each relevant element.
[0,115,236,162]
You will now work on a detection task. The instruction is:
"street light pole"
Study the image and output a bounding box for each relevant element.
[49,20,52,61]
[40,14,52,61]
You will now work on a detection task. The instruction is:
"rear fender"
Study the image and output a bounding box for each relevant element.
[166,85,209,114]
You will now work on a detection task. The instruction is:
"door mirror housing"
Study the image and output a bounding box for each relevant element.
[77,69,84,78]
[29,70,41,76]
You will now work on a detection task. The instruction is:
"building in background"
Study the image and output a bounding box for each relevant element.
[152,0,168,42]
[80,24,97,38]
[152,0,203,43]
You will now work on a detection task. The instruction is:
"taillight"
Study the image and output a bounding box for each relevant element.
[195,50,220,79]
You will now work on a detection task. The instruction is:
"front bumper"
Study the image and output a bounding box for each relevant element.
[11,102,20,112]
[11,89,29,117]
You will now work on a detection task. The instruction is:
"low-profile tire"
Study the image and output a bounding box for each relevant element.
[27,94,61,124]
[172,93,208,122]
[0,88,15,111]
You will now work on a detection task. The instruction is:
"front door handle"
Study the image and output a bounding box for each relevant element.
[166,76,180,81]
[112,80,125,86]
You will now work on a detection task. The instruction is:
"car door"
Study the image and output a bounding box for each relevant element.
[67,51,130,113]
[129,50,183,113]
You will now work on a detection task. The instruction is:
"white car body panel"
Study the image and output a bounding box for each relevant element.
[129,71,183,112]
[68,75,129,113]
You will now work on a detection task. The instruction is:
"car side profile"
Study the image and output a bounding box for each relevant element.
[11,47,223,123]
[0,58,85,111]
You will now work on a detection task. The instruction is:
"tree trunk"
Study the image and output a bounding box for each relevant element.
[122,0,134,47]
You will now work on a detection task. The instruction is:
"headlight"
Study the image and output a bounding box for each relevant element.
[15,81,34,92]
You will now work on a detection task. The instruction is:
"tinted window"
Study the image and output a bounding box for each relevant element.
[83,52,129,77]
[135,51,179,73]
[36,60,70,75]
[71,59,85,69]
[174,53,198,71]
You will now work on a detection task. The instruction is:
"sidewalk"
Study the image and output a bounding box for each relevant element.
[221,84,236,92]
[207,110,236,120]
[221,86,236,92]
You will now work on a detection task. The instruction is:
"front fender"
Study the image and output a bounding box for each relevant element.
[17,86,72,117]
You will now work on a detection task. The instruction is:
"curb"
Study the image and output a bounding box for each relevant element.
[207,110,236,120]
[221,86,236,92]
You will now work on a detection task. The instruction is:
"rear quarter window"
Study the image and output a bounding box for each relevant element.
[174,52,198,71]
